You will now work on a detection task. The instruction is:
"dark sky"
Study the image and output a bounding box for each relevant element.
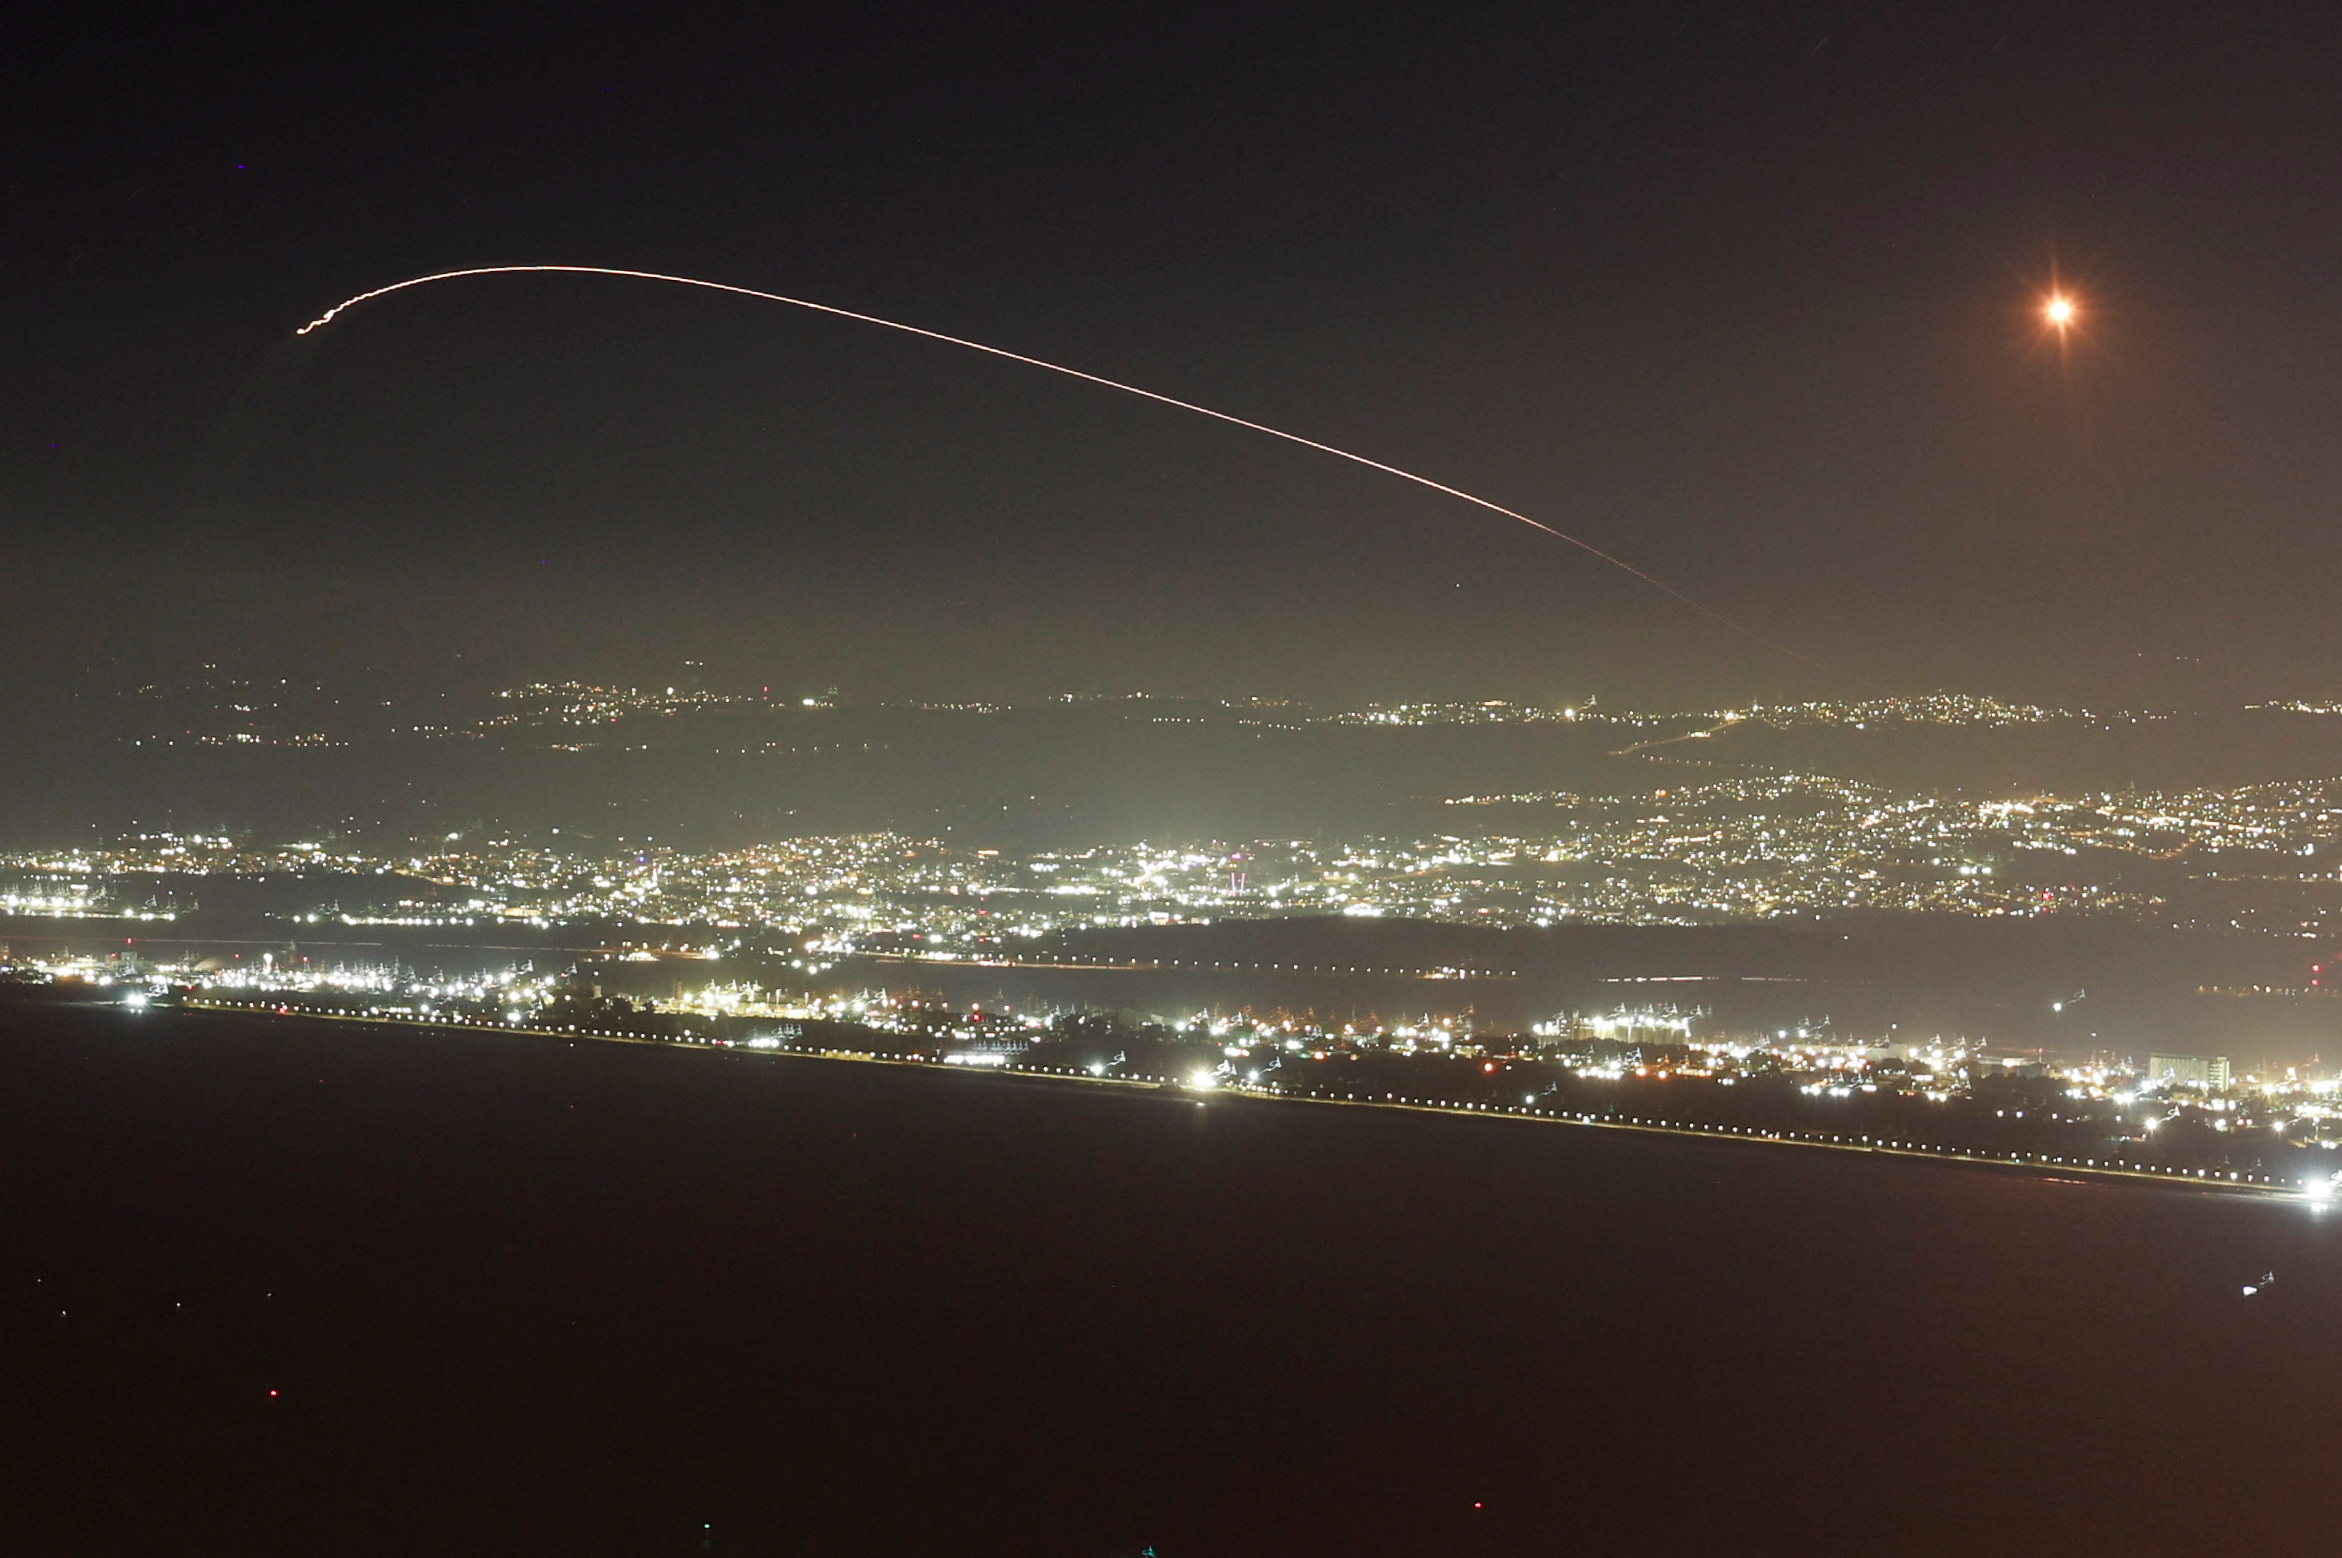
[7,1,2340,705]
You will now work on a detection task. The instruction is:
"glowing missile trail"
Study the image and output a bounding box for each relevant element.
[299,265,1817,668]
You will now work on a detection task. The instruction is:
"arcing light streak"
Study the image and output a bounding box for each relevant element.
[300,265,1817,667]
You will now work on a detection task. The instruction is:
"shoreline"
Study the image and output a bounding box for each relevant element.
[158,997,2308,1202]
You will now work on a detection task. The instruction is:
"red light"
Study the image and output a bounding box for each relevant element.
[268,1389,279,1397]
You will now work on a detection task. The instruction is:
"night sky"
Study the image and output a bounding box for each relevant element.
[8,2,2340,704]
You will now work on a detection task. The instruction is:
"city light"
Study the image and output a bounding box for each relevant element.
[7,932,2321,1194]
[17,726,2342,943]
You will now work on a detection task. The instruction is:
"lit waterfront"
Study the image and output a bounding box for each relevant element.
[10,935,2340,1199]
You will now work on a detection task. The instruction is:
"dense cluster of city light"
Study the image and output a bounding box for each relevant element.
[18,764,2342,940]
[1708,694,2121,729]
[1329,693,2119,730]
[483,680,776,728]
[35,682,2342,944]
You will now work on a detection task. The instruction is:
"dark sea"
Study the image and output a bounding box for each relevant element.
[4,1006,2338,1556]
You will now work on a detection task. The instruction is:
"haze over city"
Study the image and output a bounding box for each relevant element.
[9,3,2342,1554]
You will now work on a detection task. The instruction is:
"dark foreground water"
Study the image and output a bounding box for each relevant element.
[4,1008,2340,1556]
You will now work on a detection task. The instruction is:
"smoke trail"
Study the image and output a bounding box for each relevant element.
[299,265,1821,669]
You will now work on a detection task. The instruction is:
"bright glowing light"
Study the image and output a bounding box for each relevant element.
[2044,295,2076,328]
[293,266,1817,669]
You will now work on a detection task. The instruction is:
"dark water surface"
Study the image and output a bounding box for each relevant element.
[4,1007,2338,1556]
